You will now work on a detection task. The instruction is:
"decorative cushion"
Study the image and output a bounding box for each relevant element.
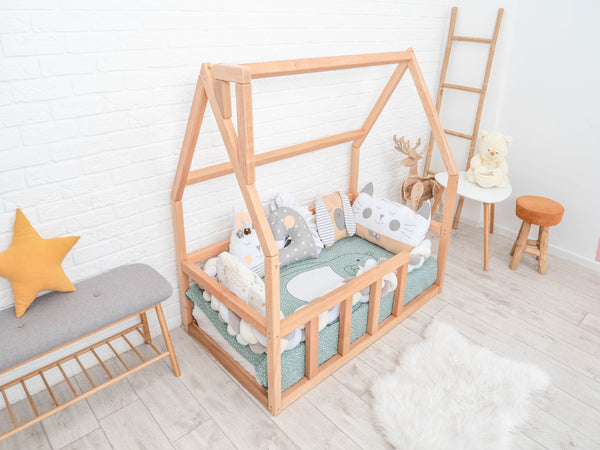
[268,206,319,268]
[516,196,564,227]
[0,209,79,318]
[315,192,356,247]
[352,182,431,250]
[0,264,172,372]
[229,209,265,277]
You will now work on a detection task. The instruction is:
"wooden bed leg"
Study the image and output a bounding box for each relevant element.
[172,201,193,332]
[265,255,282,415]
[155,303,181,377]
[140,312,152,345]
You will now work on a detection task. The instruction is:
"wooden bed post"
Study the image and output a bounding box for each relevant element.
[406,49,458,289]
[264,255,282,414]
[171,76,208,331]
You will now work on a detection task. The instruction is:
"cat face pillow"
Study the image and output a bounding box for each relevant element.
[229,209,265,277]
[352,182,431,250]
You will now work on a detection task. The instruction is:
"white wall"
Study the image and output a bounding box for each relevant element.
[0,0,453,397]
[430,0,600,269]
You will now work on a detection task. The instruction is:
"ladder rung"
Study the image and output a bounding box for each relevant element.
[442,83,482,94]
[444,129,473,140]
[452,36,492,44]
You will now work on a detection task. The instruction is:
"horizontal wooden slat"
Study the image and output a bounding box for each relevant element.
[186,129,364,185]
[236,52,412,79]
[452,36,492,44]
[182,260,267,335]
[444,129,473,140]
[280,251,409,335]
[524,247,541,256]
[429,220,441,234]
[442,83,482,93]
[187,239,230,264]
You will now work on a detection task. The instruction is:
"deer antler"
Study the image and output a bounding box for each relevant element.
[394,135,424,160]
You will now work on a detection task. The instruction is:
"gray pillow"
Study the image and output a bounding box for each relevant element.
[268,207,318,268]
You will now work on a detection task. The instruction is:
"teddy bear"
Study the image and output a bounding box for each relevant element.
[466,131,512,188]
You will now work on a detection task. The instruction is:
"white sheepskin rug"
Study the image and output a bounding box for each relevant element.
[371,321,550,449]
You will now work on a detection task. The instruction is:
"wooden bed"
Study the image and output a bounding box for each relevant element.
[171,50,458,415]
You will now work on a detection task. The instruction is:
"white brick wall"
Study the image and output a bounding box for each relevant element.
[0,0,452,395]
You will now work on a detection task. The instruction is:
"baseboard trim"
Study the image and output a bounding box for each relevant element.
[456,216,600,272]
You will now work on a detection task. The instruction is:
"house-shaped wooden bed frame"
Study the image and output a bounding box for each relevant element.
[171,50,458,415]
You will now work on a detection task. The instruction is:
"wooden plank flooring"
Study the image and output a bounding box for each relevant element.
[0,223,598,449]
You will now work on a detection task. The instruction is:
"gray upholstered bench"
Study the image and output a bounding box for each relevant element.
[0,264,180,441]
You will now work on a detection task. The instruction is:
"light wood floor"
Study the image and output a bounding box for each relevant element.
[1,223,599,449]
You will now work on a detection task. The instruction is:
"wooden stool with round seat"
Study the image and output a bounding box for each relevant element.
[509,195,564,274]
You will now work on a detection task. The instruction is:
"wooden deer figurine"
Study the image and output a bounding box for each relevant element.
[394,135,442,212]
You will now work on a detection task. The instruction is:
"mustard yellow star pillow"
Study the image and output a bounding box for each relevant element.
[0,209,80,318]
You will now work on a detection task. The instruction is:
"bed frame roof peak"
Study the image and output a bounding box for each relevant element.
[212,50,413,82]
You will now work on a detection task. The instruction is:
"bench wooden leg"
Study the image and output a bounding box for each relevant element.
[140,312,152,345]
[155,303,181,377]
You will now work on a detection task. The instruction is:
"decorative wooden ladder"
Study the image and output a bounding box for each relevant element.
[423,7,504,228]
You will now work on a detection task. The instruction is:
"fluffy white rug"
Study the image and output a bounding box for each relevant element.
[371,321,550,449]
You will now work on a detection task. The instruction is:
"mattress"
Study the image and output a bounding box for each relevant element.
[186,236,437,391]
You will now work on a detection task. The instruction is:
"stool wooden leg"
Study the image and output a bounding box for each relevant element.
[483,203,490,271]
[510,222,531,270]
[155,303,181,377]
[510,222,524,256]
[490,203,495,234]
[538,226,549,274]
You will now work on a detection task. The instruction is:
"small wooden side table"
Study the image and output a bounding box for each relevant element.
[435,171,512,270]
